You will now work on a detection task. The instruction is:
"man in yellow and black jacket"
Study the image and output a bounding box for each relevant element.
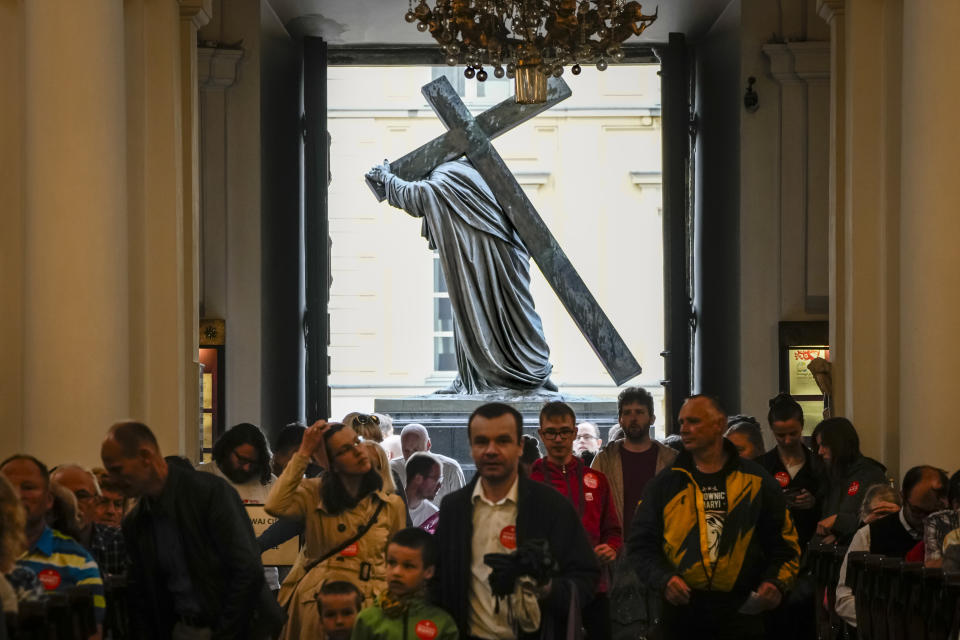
[627,396,800,640]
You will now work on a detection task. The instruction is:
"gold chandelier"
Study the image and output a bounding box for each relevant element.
[405,0,658,104]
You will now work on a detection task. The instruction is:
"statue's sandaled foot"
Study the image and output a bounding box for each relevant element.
[542,378,559,392]
[433,385,458,395]
[433,377,464,394]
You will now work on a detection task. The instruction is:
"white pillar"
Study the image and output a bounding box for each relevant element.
[0,1,26,454]
[820,0,902,476]
[899,2,960,473]
[22,1,129,464]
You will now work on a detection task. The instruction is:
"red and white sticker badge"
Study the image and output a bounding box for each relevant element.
[340,543,358,557]
[499,525,516,549]
[774,472,790,488]
[847,481,860,496]
[584,473,599,489]
[38,569,61,590]
[415,620,438,639]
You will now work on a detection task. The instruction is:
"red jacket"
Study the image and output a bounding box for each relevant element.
[530,456,622,591]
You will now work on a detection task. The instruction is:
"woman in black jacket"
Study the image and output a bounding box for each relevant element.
[813,417,888,545]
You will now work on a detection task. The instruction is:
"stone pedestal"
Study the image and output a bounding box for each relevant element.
[375,394,629,478]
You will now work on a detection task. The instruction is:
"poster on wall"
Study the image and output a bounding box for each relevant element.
[246,505,299,566]
[779,322,830,436]
[787,348,830,397]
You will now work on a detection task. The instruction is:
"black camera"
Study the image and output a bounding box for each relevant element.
[483,539,558,598]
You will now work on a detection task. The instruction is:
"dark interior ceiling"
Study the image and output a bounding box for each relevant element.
[268,0,734,45]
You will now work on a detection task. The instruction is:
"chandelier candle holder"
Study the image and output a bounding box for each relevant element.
[405,0,658,104]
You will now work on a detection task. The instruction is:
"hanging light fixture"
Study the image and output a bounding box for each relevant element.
[405,0,658,104]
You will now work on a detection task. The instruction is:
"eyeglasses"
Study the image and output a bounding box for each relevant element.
[541,429,576,440]
[354,414,380,426]
[73,490,98,503]
[332,438,364,458]
[574,434,599,441]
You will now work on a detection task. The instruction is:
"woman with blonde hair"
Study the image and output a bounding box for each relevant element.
[266,420,405,639]
[1,474,40,614]
[342,412,384,443]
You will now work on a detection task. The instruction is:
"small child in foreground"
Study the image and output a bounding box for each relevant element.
[350,527,458,639]
[318,580,364,640]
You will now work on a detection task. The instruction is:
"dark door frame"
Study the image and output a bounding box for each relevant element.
[302,38,692,426]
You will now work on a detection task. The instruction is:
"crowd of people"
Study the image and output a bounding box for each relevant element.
[0,387,957,640]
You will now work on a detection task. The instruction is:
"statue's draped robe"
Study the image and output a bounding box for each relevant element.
[383,160,553,393]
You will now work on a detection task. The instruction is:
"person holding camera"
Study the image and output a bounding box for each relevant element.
[433,402,599,639]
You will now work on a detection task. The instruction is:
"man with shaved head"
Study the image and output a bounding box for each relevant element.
[388,423,465,504]
[101,421,282,639]
[628,395,800,639]
[51,464,127,578]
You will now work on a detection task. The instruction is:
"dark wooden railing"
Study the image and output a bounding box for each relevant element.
[808,541,960,640]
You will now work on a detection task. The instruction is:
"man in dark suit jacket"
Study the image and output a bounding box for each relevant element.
[100,421,283,640]
[433,402,599,639]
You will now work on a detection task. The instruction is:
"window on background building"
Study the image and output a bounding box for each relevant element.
[433,254,456,372]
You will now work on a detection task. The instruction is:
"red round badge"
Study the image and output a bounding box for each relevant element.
[847,481,860,496]
[774,472,790,488]
[415,619,438,640]
[499,525,517,549]
[340,543,359,557]
[38,568,61,590]
[583,473,599,489]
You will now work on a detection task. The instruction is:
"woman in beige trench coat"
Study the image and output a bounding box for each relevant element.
[265,421,406,640]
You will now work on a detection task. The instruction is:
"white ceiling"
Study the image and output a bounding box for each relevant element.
[268,0,735,45]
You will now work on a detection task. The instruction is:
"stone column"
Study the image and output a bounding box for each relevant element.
[0,1,26,454]
[819,0,902,475]
[22,1,129,463]
[818,0,847,414]
[198,45,244,319]
[179,0,211,458]
[762,41,830,319]
[899,2,960,472]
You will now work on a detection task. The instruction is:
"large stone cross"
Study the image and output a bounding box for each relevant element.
[368,76,642,385]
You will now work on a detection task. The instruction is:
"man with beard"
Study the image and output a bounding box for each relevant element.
[198,423,280,591]
[591,387,677,639]
[592,387,677,538]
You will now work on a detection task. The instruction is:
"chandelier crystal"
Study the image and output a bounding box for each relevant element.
[405,0,658,104]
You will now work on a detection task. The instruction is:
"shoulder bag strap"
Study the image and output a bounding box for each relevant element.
[301,498,387,575]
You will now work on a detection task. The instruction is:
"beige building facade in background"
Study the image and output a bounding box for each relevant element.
[326,65,666,422]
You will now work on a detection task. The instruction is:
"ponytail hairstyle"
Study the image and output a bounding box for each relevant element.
[767,393,804,426]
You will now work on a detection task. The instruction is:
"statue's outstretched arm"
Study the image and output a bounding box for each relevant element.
[367,161,426,219]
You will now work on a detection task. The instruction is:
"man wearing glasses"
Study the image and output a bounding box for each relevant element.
[50,464,127,578]
[199,423,281,592]
[573,421,603,467]
[530,401,621,640]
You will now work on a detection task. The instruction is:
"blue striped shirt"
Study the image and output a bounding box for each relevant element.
[17,526,105,623]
